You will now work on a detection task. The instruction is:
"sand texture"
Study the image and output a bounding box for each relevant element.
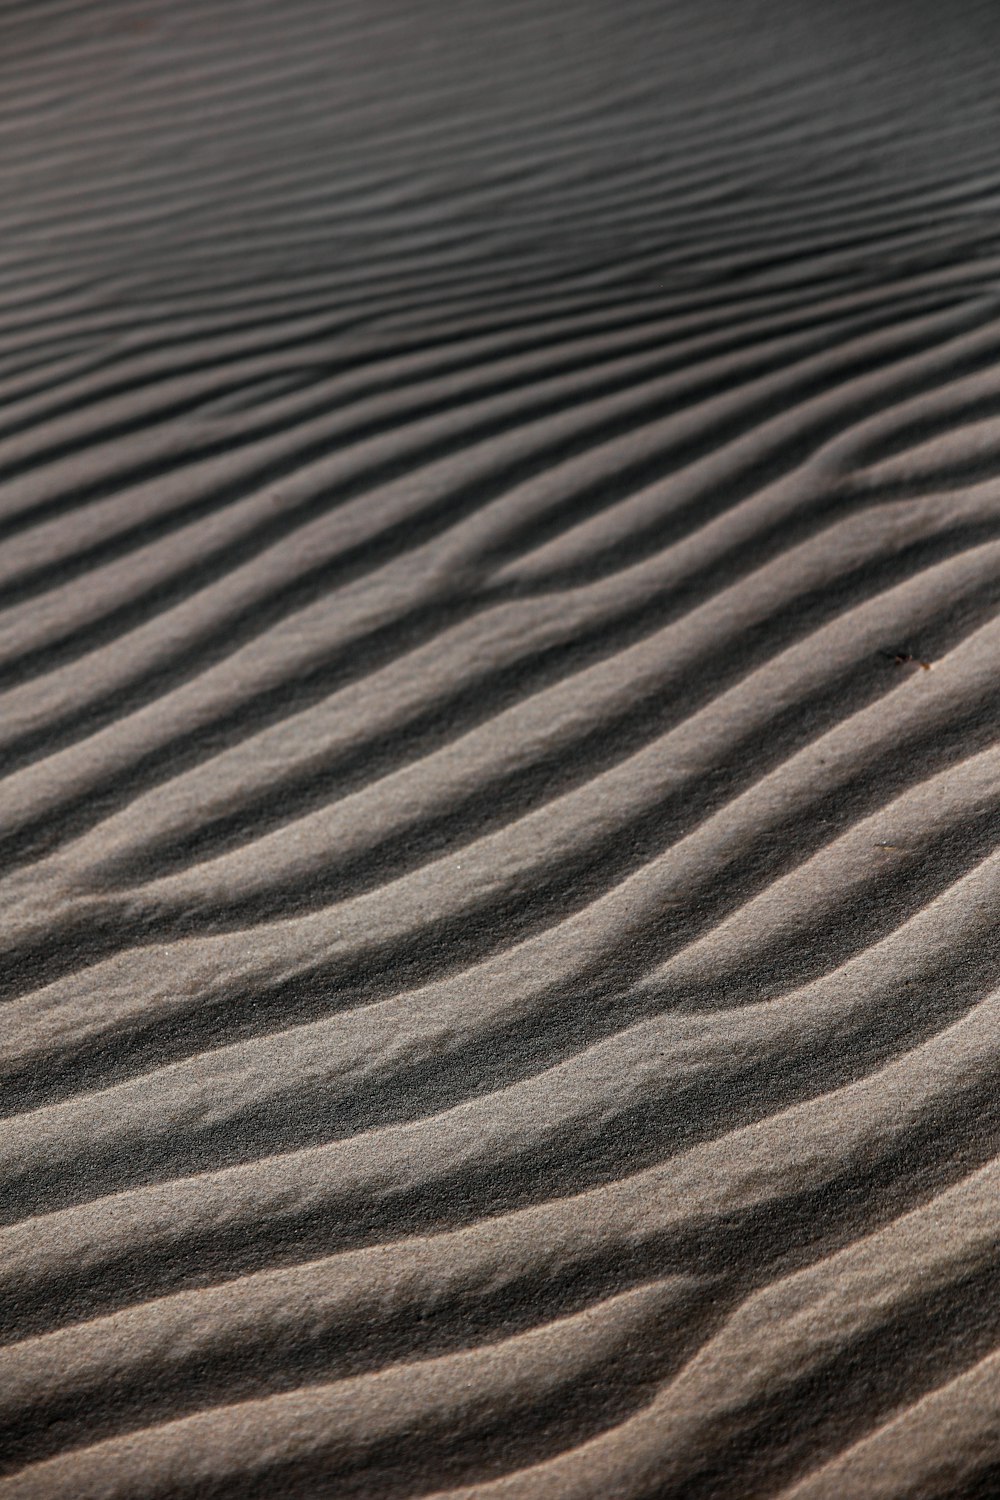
[3,0,1000,1495]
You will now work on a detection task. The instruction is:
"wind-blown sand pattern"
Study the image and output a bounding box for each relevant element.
[3,0,1000,1495]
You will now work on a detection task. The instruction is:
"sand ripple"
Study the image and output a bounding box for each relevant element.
[3,0,1000,1495]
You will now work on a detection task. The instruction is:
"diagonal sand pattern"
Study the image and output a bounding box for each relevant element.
[3,0,1000,1495]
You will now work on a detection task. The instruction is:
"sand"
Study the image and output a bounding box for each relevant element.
[2,0,1000,1494]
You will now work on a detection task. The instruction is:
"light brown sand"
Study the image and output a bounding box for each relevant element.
[3,0,1000,1495]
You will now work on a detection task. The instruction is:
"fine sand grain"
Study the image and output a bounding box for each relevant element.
[3,0,1000,1495]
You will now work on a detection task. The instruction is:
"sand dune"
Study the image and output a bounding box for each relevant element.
[3,0,1000,1495]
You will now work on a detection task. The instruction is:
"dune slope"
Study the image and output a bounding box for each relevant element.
[3,1,1000,1495]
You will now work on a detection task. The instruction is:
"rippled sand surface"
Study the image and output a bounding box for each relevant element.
[3,2,1000,1495]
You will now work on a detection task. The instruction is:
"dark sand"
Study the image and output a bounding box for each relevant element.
[3,0,1000,1495]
